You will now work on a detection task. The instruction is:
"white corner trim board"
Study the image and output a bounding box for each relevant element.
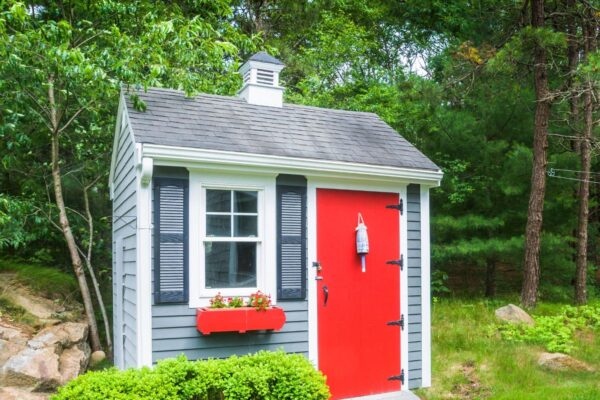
[398,185,409,388]
[142,144,443,186]
[306,182,318,368]
[136,149,153,367]
[420,187,432,387]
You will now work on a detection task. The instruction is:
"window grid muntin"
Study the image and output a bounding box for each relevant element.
[205,190,258,238]
[203,187,262,291]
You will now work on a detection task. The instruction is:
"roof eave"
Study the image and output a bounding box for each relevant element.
[141,144,443,186]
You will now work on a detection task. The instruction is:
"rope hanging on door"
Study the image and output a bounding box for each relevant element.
[356,213,369,273]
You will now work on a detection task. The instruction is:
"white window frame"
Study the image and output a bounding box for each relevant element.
[188,171,277,308]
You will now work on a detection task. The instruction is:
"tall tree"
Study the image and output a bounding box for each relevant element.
[0,0,255,351]
[522,0,552,308]
[575,6,597,305]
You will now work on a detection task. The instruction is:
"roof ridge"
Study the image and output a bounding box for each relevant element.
[126,87,378,117]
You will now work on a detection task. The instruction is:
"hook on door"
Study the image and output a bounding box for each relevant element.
[323,285,329,306]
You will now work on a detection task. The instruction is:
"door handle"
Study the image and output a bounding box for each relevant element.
[323,285,329,306]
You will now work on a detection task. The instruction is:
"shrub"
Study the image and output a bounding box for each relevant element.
[497,304,600,353]
[52,351,330,400]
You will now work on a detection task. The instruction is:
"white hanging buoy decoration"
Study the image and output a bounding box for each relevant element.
[356,213,369,273]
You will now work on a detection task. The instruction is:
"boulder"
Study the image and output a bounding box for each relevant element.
[495,304,535,326]
[90,350,106,366]
[538,352,595,372]
[59,344,90,384]
[0,347,61,390]
[28,322,88,351]
[0,323,30,346]
[0,339,26,367]
[0,387,49,400]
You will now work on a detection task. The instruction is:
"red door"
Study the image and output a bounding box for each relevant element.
[317,189,401,399]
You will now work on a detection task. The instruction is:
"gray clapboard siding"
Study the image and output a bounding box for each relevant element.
[150,167,309,364]
[406,184,422,389]
[151,302,309,363]
[112,116,138,369]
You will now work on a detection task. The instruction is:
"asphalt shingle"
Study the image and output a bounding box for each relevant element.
[125,87,439,171]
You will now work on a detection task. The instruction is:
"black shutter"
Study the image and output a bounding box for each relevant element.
[277,175,307,300]
[153,175,188,304]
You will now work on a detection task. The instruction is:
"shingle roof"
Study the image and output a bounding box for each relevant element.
[124,87,439,171]
[248,51,285,65]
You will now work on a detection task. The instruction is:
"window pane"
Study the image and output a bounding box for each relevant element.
[206,190,230,212]
[234,191,257,213]
[205,242,257,288]
[234,215,257,237]
[206,215,230,236]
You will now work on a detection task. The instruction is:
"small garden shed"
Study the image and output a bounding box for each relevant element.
[109,52,442,399]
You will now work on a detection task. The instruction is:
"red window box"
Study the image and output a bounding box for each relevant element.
[196,306,286,335]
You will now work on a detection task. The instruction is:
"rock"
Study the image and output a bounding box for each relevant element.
[538,352,595,372]
[39,318,61,327]
[61,322,88,345]
[0,323,30,346]
[0,339,25,367]
[0,347,61,390]
[495,304,535,326]
[28,322,88,351]
[0,387,49,400]
[2,286,56,320]
[59,345,90,384]
[90,350,106,366]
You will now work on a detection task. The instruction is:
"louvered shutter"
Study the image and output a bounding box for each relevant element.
[153,177,188,304]
[277,175,307,300]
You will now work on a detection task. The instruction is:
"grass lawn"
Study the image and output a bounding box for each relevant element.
[415,298,600,400]
[0,258,82,327]
[0,258,79,301]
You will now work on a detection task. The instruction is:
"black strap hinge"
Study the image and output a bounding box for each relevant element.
[387,369,405,384]
[386,254,403,270]
[385,198,403,215]
[386,314,404,330]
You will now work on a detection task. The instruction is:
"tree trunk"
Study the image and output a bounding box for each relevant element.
[575,16,596,305]
[521,0,551,309]
[566,0,579,153]
[485,260,497,298]
[83,184,112,353]
[48,80,102,352]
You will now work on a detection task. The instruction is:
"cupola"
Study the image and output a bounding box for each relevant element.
[238,52,285,107]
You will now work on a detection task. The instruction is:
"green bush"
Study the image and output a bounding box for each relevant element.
[52,351,330,400]
[498,304,600,353]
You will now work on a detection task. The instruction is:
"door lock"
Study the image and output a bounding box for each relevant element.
[312,261,322,271]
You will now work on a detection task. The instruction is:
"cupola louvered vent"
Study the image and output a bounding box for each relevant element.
[256,69,275,85]
[238,52,285,107]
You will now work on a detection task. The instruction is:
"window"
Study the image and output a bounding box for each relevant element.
[204,189,260,290]
[189,173,276,308]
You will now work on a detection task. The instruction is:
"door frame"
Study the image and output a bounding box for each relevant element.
[306,177,409,393]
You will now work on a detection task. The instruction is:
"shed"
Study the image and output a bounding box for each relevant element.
[109,52,442,400]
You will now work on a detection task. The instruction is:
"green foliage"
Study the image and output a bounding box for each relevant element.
[52,351,330,400]
[431,269,450,296]
[0,0,258,268]
[227,296,245,308]
[0,194,50,249]
[498,305,600,353]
